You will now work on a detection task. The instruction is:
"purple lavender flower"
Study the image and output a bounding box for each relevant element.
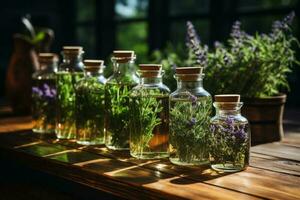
[186,21,208,67]
[210,124,216,132]
[283,11,295,26]
[225,117,235,132]
[43,83,50,90]
[234,128,246,140]
[186,21,200,49]
[271,11,295,35]
[32,87,43,97]
[230,21,242,39]
[225,117,234,125]
[189,94,197,106]
[44,89,54,98]
[187,118,197,127]
[51,89,57,96]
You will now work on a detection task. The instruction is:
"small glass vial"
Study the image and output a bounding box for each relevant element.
[209,94,250,172]
[32,53,58,134]
[129,64,170,159]
[169,67,212,166]
[56,46,84,139]
[105,50,139,150]
[75,60,106,145]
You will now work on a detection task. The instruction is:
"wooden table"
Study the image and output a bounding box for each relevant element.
[0,116,299,200]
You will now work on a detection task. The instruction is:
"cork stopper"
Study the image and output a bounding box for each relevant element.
[176,67,203,74]
[63,46,84,55]
[84,59,104,72]
[175,67,203,81]
[215,94,240,102]
[139,64,162,77]
[214,94,241,110]
[38,53,58,64]
[112,50,136,63]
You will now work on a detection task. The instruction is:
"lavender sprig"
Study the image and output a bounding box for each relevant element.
[186,21,208,67]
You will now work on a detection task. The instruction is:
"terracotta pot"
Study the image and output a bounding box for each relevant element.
[5,34,39,115]
[242,94,286,145]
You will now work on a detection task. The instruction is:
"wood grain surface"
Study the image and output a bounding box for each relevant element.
[0,116,299,200]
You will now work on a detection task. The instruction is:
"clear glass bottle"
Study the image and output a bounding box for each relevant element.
[169,67,212,166]
[209,94,250,172]
[32,53,58,134]
[129,64,170,159]
[105,50,139,150]
[56,46,84,139]
[75,60,106,145]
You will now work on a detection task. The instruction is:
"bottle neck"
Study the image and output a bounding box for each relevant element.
[40,62,57,72]
[213,102,243,117]
[216,108,242,117]
[177,79,203,90]
[84,70,104,77]
[113,60,135,75]
[141,77,163,85]
[63,54,83,64]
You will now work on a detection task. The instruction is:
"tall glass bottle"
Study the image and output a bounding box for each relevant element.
[209,94,250,172]
[56,46,84,139]
[129,64,170,159]
[32,53,58,134]
[169,67,212,165]
[75,60,106,145]
[105,50,139,150]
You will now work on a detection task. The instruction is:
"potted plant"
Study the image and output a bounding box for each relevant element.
[151,12,299,145]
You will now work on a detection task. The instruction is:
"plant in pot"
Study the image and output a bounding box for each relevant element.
[151,12,299,145]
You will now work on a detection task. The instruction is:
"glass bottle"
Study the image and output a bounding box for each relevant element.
[105,50,139,150]
[56,46,84,139]
[75,60,106,145]
[169,67,212,166]
[209,94,250,172]
[129,64,170,159]
[32,53,58,134]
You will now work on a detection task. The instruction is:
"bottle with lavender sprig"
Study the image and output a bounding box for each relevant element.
[32,53,58,134]
[209,94,250,172]
[169,67,212,166]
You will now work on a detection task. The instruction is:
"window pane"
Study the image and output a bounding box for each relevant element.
[116,22,148,61]
[76,27,96,57]
[170,20,210,45]
[115,0,148,19]
[76,0,96,22]
[170,0,210,16]
[239,15,287,34]
[237,0,297,11]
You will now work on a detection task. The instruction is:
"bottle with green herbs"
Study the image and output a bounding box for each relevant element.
[105,50,139,150]
[169,67,212,166]
[209,94,250,172]
[129,64,170,159]
[56,46,84,139]
[32,53,58,134]
[75,60,106,145]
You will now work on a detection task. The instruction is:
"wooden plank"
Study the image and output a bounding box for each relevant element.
[251,142,300,162]
[250,153,300,176]
[205,167,300,200]
[0,116,32,133]
[282,133,300,147]
[0,138,259,200]
[1,118,300,199]
[6,132,300,200]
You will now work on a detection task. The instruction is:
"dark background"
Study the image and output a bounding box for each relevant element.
[0,0,300,105]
